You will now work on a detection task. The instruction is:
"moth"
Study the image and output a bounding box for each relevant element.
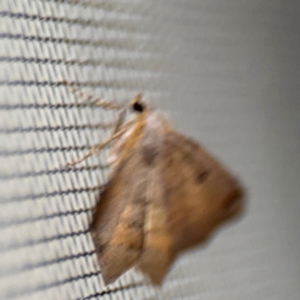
[65,89,245,286]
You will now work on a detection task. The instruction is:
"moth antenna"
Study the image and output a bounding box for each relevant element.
[59,79,123,110]
[113,108,127,134]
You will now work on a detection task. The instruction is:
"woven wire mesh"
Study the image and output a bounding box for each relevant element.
[1,1,300,300]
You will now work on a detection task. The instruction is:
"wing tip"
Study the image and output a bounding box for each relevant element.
[101,270,118,286]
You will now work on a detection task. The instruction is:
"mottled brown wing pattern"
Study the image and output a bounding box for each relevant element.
[90,106,244,286]
[161,130,244,253]
[137,168,174,285]
[90,149,149,285]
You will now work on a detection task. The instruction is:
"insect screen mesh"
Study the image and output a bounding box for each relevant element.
[1,1,299,300]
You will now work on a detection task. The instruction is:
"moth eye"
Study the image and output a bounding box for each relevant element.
[195,170,209,183]
[132,101,145,113]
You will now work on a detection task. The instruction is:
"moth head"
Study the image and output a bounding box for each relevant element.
[130,93,149,113]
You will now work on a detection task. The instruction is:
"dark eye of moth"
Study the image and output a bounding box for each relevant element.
[132,101,145,113]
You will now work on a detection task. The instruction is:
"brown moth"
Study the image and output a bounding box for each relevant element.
[86,93,245,286]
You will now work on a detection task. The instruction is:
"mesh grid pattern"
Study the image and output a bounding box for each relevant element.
[1,1,299,300]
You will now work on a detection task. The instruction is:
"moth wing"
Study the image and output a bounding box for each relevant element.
[136,168,174,285]
[161,130,245,253]
[90,150,148,285]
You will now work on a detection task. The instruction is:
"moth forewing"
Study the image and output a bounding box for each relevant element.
[161,131,245,253]
[90,147,148,285]
[135,164,175,285]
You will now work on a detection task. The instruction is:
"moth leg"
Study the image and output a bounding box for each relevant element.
[60,79,123,110]
[63,121,134,169]
[103,108,127,167]
[112,108,127,134]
